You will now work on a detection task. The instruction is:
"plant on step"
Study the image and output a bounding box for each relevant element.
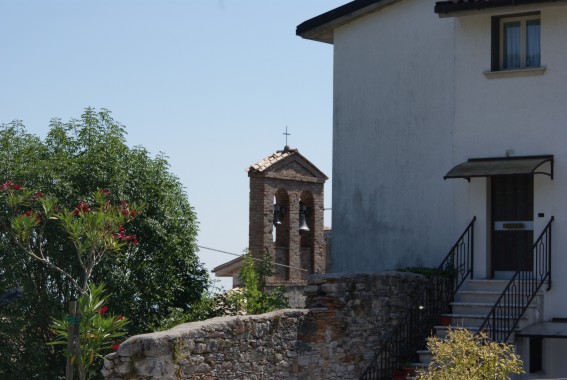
[416,328,524,380]
[49,283,129,380]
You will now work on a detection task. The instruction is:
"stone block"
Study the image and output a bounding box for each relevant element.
[141,338,171,357]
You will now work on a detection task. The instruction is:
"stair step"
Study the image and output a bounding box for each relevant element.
[442,313,528,328]
[407,279,545,376]
[434,325,516,343]
[451,301,538,315]
[454,290,540,303]
[461,279,512,291]
[416,349,432,364]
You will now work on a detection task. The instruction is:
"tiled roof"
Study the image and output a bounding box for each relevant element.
[212,256,243,275]
[246,147,298,174]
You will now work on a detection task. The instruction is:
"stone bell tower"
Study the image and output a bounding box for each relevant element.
[247,146,328,285]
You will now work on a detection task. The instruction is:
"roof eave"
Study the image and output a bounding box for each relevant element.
[296,0,404,44]
[435,0,567,17]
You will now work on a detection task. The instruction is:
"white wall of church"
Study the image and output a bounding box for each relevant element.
[330,0,457,273]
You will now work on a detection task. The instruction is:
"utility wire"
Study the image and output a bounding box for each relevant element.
[198,245,308,272]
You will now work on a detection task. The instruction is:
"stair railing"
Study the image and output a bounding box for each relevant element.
[359,217,476,380]
[477,216,554,343]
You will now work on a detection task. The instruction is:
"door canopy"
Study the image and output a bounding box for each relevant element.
[444,155,553,181]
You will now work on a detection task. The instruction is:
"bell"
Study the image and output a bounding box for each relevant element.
[273,210,282,226]
[299,211,310,232]
[273,205,283,226]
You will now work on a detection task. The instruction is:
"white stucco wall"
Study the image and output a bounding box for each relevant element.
[326,0,567,376]
[331,0,457,273]
[331,0,567,319]
[452,5,567,321]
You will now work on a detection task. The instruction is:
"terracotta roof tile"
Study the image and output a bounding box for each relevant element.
[246,148,298,174]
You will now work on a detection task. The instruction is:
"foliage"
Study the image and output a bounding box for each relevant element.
[2,185,141,295]
[0,108,209,378]
[2,185,137,379]
[237,252,289,314]
[416,328,524,380]
[158,252,289,329]
[50,283,129,380]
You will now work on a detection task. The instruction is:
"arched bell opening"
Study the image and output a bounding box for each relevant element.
[299,191,315,281]
[273,189,290,281]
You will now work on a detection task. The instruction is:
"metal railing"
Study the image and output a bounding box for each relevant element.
[359,217,476,380]
[477,216,554,343]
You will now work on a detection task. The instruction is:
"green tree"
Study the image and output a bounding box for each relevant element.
[416,328,524,380]
[0,108,209,378]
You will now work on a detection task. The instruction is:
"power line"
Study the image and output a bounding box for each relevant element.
[197,245,308,272]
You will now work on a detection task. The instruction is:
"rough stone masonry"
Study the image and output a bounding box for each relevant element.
[102,271,426,379]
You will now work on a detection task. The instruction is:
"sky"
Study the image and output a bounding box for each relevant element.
[0,0,345,290]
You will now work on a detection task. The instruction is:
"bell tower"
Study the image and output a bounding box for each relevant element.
[247,146,328,285]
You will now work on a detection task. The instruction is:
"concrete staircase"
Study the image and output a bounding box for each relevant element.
[402,279,543,378]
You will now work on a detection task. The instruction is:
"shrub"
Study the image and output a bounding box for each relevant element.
[416,328,524,380]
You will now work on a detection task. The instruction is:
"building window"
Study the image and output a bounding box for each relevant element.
[492,13,540,71]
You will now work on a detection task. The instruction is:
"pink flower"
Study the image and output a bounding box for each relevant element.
[98,306,109,315]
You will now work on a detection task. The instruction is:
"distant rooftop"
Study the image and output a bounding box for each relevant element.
[247,147,298,174]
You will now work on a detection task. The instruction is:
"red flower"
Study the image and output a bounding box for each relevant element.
[117,315,124,321]
[111,342,120,351]
[0,181,23,191]
[99,188,111,195]
[25,210,31,217]
[74,201,90,215]
[98,305,109,315]
[36,217,41,223]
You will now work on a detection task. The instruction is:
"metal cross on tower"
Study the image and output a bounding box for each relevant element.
[283,126,291,147]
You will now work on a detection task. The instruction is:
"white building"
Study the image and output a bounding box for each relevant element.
[298,0,567,377]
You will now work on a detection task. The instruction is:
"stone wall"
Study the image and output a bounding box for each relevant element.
[103,272,426,379]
